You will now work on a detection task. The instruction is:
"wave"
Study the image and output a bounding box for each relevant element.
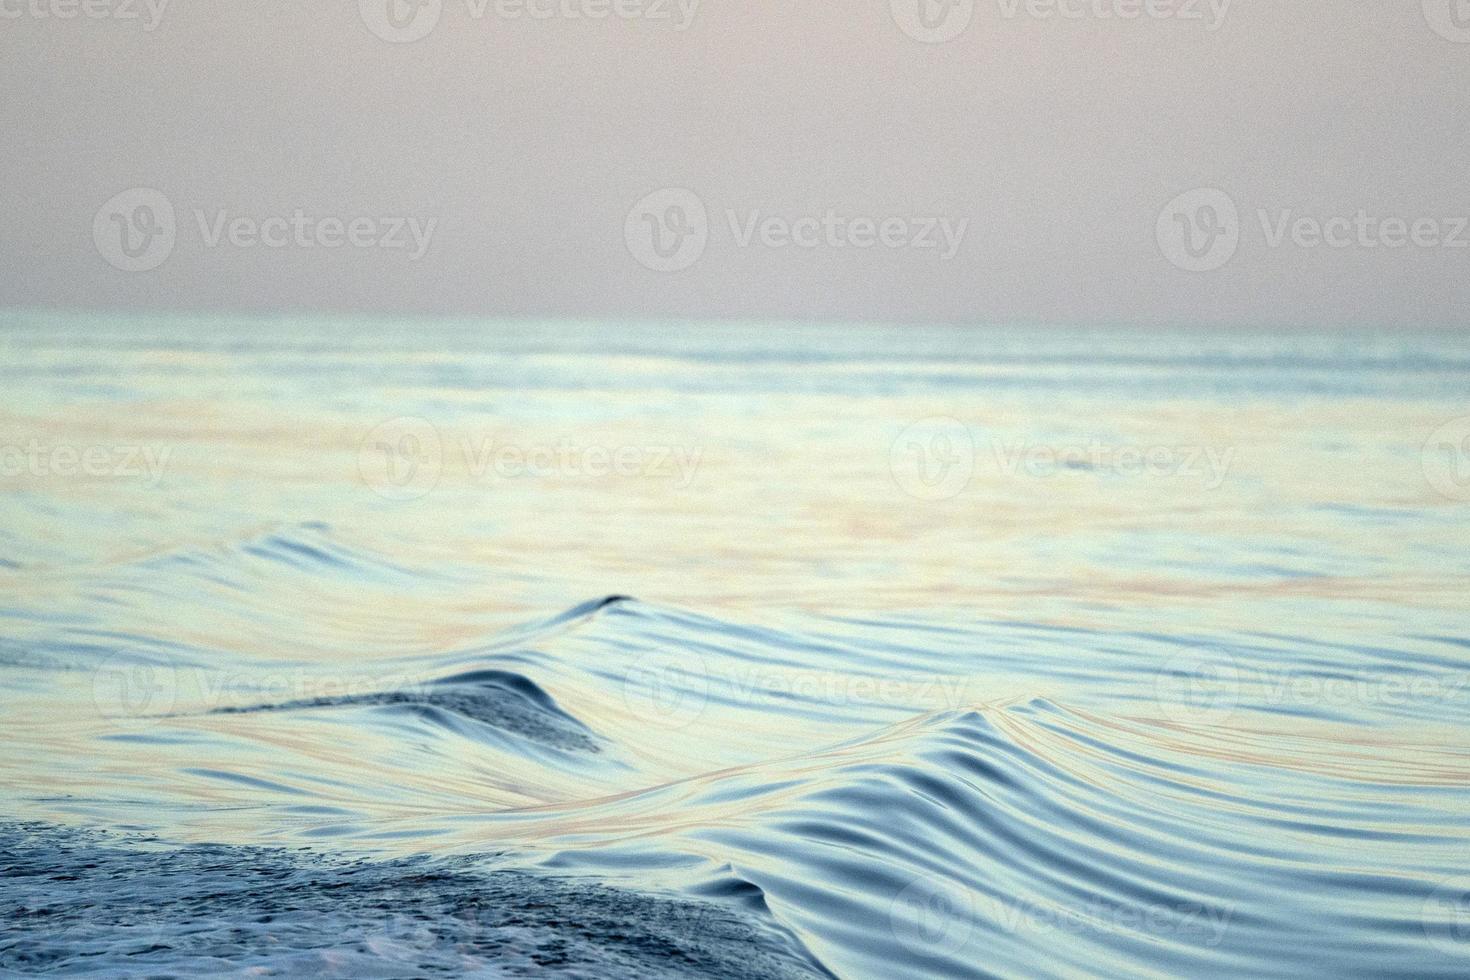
[5,586,1470,978]
[492,697,1468,979]
[202,668,605,755]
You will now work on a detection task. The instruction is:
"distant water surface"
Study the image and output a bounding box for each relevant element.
[2,313,1469,978]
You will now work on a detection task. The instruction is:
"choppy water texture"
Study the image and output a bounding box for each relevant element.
[3,314,1470,978]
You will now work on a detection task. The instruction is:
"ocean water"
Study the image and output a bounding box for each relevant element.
[2,312,1470,978]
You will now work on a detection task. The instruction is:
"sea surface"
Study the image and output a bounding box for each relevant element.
[2,312,1470,978]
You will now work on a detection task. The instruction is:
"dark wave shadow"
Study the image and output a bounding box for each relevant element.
[202,668,602,754]
[0,821,833,979]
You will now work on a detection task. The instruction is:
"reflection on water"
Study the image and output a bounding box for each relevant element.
[2,313,1469,977]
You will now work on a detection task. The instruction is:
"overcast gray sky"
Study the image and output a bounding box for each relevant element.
[2,0,1467,327]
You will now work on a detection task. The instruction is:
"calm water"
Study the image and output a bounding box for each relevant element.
[3,312,1470,977]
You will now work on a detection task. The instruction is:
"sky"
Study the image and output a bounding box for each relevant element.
[2,0,1467,328]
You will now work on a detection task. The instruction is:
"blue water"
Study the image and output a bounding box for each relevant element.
[3,313,1469,977]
